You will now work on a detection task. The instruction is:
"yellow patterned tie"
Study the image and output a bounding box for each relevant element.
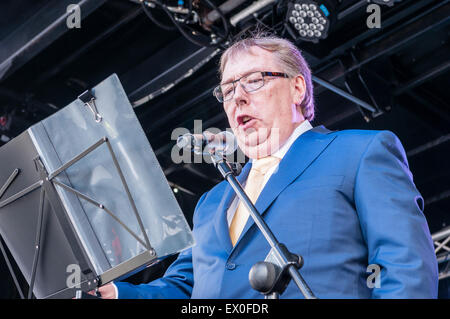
[229,156,281,246]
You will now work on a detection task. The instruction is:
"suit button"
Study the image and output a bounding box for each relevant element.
[226,262,236,270]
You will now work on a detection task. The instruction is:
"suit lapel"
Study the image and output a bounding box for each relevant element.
[213,161,251,254]
[231,126,337,249]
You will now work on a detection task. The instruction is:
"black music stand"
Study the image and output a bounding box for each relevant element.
[0,131,157,299]
[0,74,194,299]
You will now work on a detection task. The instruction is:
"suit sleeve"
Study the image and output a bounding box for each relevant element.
[354,131,438,298]
[115,192,208,299]
[115,247,194,299]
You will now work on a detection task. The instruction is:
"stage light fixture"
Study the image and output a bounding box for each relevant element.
[286,0,336,43]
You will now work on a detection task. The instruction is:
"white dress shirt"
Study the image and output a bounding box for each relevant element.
[226,120,313,225]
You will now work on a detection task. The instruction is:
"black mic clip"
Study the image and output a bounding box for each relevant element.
[249,243,304,299]
[228,161,242,176]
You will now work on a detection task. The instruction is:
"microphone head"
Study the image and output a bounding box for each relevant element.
[176,134,192,149]
[221,131,238,155]
[206,131,237,156]
[177,131,237,156]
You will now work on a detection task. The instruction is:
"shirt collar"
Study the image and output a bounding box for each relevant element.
[271,120,313,160]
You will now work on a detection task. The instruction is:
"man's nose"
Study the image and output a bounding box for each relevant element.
[233,82,249,107]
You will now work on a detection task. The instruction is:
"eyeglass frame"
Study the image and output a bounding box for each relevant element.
[213,71,290,103]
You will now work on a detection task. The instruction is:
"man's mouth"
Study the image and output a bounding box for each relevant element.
[236,114,256,128]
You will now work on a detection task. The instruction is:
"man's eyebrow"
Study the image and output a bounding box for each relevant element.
[221,69,260,85]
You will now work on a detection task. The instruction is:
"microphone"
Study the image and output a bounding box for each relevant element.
[176,131,237,155]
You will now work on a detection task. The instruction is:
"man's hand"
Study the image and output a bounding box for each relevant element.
[95,283,117,299]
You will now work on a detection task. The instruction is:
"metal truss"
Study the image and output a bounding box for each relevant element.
[432,227,450,281]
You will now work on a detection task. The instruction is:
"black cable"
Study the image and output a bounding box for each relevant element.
[187,0,193,21]
[201,0,230,43]
[141,0,176,31]
[158,0,228,47]
[160,5,213,47]
[142,0,230,48]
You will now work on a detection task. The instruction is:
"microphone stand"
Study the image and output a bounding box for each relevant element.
[209,153,317,299]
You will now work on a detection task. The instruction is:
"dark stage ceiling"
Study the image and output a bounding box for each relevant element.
[0,0,449,297]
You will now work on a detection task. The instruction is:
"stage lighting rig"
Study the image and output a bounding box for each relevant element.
[142,0,199,25]
[140,0,230,47]
[285,0,337,43]
[370,0,402,7]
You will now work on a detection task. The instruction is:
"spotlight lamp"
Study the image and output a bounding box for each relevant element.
[286,0,336,43]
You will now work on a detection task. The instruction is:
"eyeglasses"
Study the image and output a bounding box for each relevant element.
[213,71,289,103]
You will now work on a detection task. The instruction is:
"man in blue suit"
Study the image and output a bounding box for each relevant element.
[98,34,438,298]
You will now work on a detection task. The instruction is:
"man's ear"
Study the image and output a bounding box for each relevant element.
[292,74,306,104]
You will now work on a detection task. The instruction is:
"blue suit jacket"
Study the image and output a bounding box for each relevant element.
[116,126,438,298]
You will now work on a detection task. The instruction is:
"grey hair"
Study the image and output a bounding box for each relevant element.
[219,33,315,121]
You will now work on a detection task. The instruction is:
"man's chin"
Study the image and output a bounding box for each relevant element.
[241,143,275,159]
[237,129,269,147]
[237,130,284,159]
